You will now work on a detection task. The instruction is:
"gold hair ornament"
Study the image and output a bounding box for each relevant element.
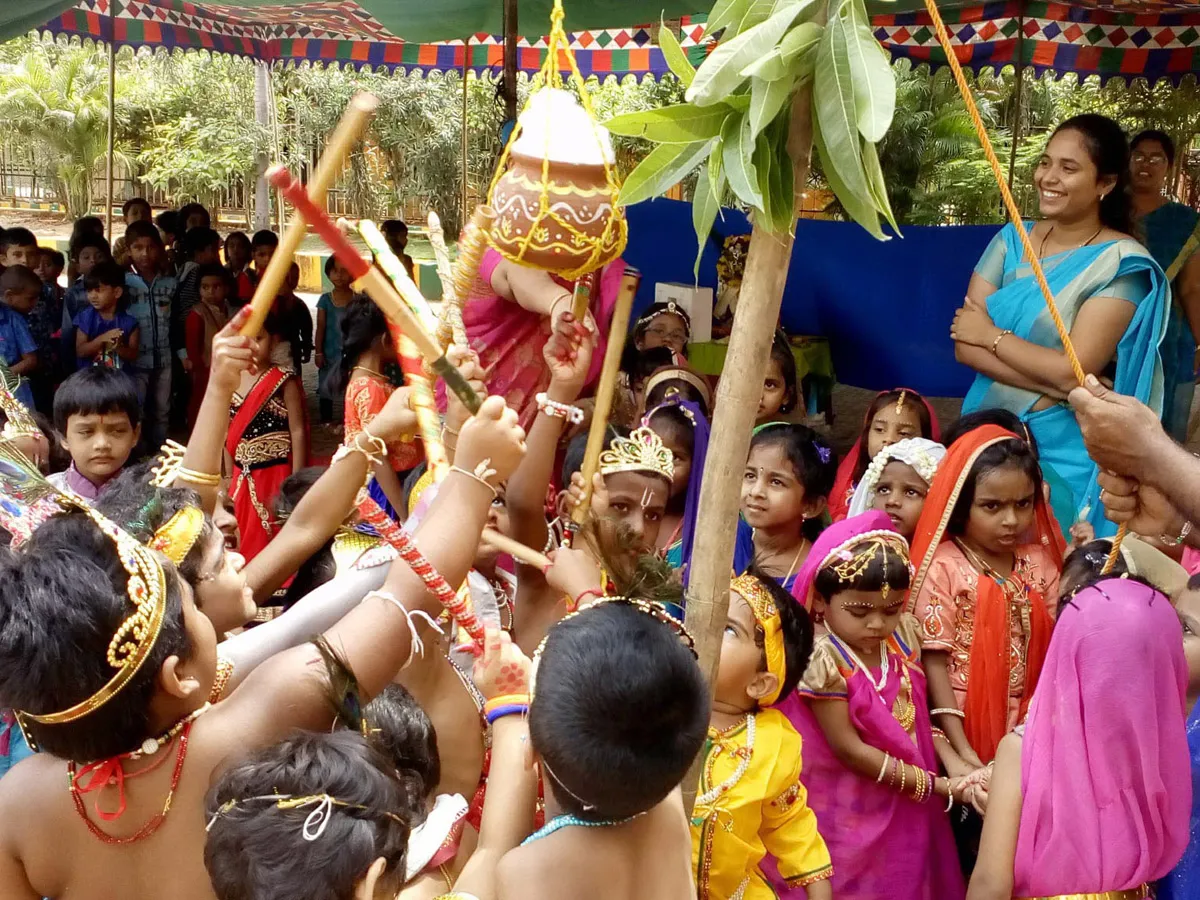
[598,426,674,481]
[642,366,712,407]
[205,793,408,841]
[150,440,187,488]
[148,506,205,566]
[730,574,786,705]
[895,390,908,417]
[820,530,913,597]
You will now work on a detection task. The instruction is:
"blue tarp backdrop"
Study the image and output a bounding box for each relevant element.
[623,199,1001,398]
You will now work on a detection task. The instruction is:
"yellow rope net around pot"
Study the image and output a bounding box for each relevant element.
[920,0,1125,572]
[486,0,627,280]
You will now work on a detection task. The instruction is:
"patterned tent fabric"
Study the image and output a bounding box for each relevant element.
[37,0,710,79]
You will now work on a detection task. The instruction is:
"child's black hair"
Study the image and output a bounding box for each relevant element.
[644,373,710,418]
[274,467,336,605]
[84,260,126,292]
[743,565,813,701]
[402,461,430,512]
[381,219,409,245]
[1,264,41,298]
[942,409,1039,458]
[621,343,674,385]
[204,730,416,900]
[126,219,164,248]
[362,683,441,802]
[224,230,251,253]
[178,202,211,229]
[122,197,152,218]
[197,262,233,294]
[154,209,179,238]
[2,227,36,250]
[561,425,629,486]
[632,302,692,349]
[336,295,388,395]
[812,538,912,604]
[69,216,104,251]
[180,226,221,262]
[850,389,935,486]
[645,404,696,458]
[768,330,798,415]
[252,229,280,250]
[38,247,65,271]
[747,423,838,542]
[53,366,141,433]
[96,461,219,591]
[529,600,707,819]
[71,232,112,262]
[946,438,1043,536]
[1057,539,1133,613]
[0,510,192,760]
[324,254,348,277]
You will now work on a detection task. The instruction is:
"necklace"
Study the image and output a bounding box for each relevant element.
[1038,223,1103,259]
[754,535,808,585]
[68,721,194,844]
[953,539,1029,601]
[353,364,390,381]
[695,714,756,808]
[129,703,210,759]
[828,632,916,733]
[828,632,889,692]
[520,811,639,846]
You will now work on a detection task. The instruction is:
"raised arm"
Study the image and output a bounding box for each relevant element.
[966,734,1023,900]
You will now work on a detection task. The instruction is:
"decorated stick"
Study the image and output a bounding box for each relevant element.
[354,220,439,334]
[567,268,641,538]
[440,206,496,347]
[570,271,597,321]
[481,528,552,571]
[428,212,469,348]
[241,93,378,338]
[397,334,449,480]
[267,167,481,413]
[355,493,485,648]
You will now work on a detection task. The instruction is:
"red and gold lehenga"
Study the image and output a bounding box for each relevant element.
[227,366,299,561]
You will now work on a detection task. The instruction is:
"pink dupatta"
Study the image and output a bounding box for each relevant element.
[1013,578,1192,896]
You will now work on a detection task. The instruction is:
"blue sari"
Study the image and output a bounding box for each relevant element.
[962,222,1169,538]
[1140,202,1200,441]
[1157,699,1200,899]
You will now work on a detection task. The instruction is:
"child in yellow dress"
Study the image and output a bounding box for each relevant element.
[691,569,833,900]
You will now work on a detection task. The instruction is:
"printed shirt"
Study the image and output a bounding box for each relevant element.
[125,270,176,370]
[73,307,139,370]
[0,305,36,409]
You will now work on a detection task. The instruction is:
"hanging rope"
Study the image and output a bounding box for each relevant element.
[921,0,1126,572]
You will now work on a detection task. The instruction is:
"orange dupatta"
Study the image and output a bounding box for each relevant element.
[907,424,1064,763]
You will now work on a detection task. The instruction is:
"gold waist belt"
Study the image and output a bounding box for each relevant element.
[1018,886,1148,900]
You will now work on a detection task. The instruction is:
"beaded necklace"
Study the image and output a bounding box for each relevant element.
[827,632,916,733]
[695,713,756,809]
[520,811,638,846]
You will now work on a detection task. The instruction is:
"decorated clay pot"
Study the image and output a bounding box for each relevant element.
[490,149,627,278]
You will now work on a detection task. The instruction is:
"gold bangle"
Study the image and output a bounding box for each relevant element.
[990,329,1013,355]
[176,466,222,487]
[930,707,965,719]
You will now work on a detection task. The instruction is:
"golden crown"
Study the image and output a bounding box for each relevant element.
[150,440,187,488]
[598,426,674,481]
[0,361,40,441]
[148,506,205,566]
[730,573,779,628]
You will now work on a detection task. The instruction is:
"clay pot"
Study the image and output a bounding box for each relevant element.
[490,149,627,278]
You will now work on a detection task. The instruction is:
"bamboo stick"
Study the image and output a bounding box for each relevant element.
[680,85,819,813]
[241,93,378,337]
[481,528,552,571]
[567,268,641,538]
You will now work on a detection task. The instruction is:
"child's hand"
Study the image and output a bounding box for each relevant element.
[209,307,256,393]
[1069,521,1095,548]
[544,546,604,603]
[472,627,533,700]
[101,328,124,345]
[367,386,417,443]
[959,765,991,814]
[444,345,489,435]
[12,431,49,471]
[456,395,527,484]
[564,471,610,519]
[543,312,596,398]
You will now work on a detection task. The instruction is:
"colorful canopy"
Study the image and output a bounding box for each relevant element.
[9,0,1200,82]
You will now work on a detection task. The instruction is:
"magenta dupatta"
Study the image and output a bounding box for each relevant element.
[767,512,964,899]
[1013,578,1192,896]
[461,249,625,427]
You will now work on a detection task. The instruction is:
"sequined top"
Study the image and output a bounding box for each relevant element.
[230,368,293,471]
[914,541,1059,720]
[343,374,420,472]
[691,709,832,899]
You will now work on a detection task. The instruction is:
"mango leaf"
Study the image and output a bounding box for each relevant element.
[726,94,753,112]
[861,139,900,234]
[781,21,824,62]
[618,139,717,207]
[692,161,724,279]
[769,122,796,234]
[737,0,780,35]
[722,113,763,210]
[604,104,731,143]
[686,1,806,107]
[754,130,774,223]
[706,0,753,38]
[794,44,818,84]
[749,71,798,139]
[659,18,696,87]
[709,142,727,205]
[846,0,896,142]
[815,118,884,239]
[741,48,786,81]
[813,5,876,226]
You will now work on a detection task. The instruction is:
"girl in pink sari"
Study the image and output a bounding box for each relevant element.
[766,512,969,900]
[460,250,626,426]
[968,577,1192,900]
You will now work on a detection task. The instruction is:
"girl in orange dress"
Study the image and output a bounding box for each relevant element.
[340,297,420,517]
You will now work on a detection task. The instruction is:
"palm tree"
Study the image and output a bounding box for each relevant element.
[0,45,114,219]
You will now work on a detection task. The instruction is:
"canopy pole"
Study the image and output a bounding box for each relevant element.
[1005,0,1027,200]
[104,9,115,239]
[253,62,271,231]
[503,0,518,121]
[681,74,821,811]
[462,37,471,231]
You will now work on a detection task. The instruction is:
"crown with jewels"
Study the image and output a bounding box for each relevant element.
[0,361,41,441]
[599,426,674,481]
[150,440,187,488]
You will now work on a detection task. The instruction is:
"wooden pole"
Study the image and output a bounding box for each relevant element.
[104,16,115,239]
[503,0,519,122]
[462,37,471,232]
[680,85,818,812]
[1005,0,1027,198]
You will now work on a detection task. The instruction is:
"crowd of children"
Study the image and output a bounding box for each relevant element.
[0,201,1195,900]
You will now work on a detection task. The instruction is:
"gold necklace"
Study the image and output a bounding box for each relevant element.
[353,364,389,381]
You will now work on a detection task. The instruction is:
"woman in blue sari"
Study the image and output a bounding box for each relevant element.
[1131,129,1200,441]
[951,114,1170,538]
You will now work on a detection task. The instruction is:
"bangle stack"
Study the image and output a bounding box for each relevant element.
[176,466,221,487]
[930,727,949,743]
[483,693,530,724]
[990,329,1013,355]
[536,392,585,425]
[881,756,938,803]
[1162,520,1194,547]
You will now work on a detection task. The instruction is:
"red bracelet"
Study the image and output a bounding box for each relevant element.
[566,587,604,613]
